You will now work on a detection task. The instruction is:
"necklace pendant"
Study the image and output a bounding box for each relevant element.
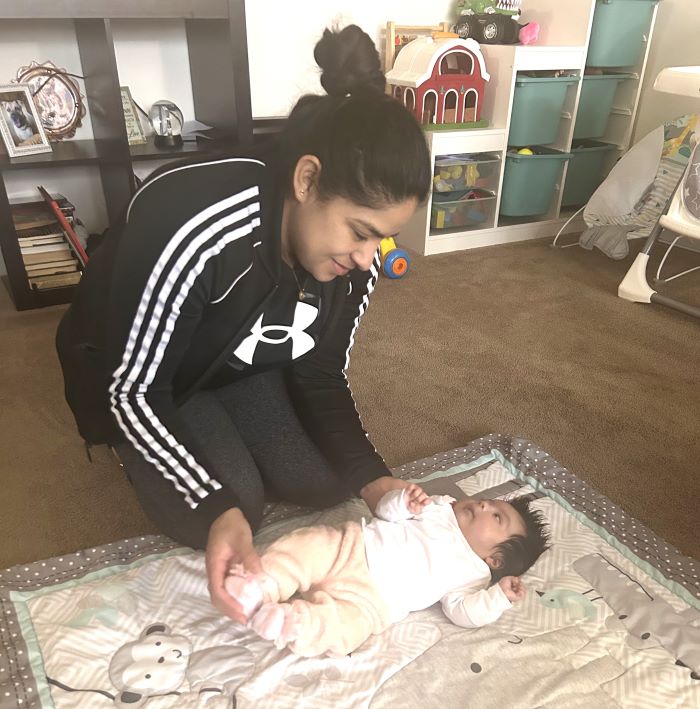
[298,289,305,301]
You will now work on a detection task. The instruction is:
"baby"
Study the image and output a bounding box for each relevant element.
[225,484,550,657]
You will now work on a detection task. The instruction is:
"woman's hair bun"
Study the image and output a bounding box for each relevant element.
[314,25,386,97]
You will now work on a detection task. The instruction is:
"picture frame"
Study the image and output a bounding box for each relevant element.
[120,86,147,145]
[15,61,86,141]
[0,84,52,158]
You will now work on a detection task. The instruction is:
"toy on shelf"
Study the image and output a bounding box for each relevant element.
[379,237,411,278]
[385,36,490,130]
[453,1,540,46]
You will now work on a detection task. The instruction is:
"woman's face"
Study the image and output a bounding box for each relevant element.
[284,189,418,282]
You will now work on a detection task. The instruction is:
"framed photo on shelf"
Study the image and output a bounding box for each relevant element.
[120,86,147,145]
[0,84,52,158]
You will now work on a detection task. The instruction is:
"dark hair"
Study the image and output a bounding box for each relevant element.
[490,495,551,583]
[279,25,431,208]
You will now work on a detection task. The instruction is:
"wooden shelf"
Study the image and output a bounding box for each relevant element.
[129,137,237,161]
[0,1,252,310]
[0,140,103,170]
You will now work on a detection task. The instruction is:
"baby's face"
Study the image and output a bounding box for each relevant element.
[452,498,526,568]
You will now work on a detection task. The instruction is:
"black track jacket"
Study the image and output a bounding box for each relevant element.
[56,149,390,528]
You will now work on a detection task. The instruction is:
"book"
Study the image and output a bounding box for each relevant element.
[11,199,74,232]
[29,271,82,290]
[38,186,88,266]
[25,257,78,273]
[15,223,66,238]
[18,235,66,247]
[24,263,79,278]
[22,245,73,266]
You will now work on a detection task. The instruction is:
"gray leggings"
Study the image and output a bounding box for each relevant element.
[115,370,350,549]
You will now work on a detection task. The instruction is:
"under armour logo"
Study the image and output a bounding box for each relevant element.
[233,301,319,365]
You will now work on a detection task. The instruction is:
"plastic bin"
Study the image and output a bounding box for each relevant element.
[431,189,496,230]
[433,153,501,195]
[508,75,579,146]
[587,0,657,68]
[573,74,628,139]
[562,140,617,206]
[500,147,572,217]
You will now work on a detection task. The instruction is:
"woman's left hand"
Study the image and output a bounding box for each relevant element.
[359,476,414,514]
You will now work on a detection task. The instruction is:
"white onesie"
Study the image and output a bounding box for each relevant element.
[362,490,512,626]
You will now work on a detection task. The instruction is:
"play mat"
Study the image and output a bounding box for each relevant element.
[1,434,698,708]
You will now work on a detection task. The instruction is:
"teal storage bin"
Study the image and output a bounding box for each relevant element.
[573,74,628,139]
[587,0,657,67]
[509,75,579,146]
[500,147,572,217]
[562,140,617,207]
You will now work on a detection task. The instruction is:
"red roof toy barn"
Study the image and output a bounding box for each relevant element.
[386,37,490,128]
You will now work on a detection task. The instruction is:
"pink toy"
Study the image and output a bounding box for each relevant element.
[519,21,540,45]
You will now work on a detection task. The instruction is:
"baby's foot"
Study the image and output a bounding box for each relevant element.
[250,602,298,649]
[224,566,265,619]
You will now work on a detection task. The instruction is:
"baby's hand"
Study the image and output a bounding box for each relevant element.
[403,484,431,515]
[498,576,525,603]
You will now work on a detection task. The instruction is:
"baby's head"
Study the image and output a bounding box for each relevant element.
[452,495,550,582]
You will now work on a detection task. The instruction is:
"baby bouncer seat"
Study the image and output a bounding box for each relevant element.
[618,115,700,318]
[554,66,700,318]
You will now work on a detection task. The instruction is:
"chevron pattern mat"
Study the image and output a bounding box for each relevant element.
[0,434,697,708]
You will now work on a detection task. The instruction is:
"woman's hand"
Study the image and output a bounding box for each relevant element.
[206,507,263,624]
[360,476,414,514]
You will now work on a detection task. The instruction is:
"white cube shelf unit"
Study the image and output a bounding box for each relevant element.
[398,0,659,256]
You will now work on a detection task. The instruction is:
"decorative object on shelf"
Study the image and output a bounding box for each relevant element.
[453,1,540,45]
[148,100,184,148]
[385,37,490,130]
[0,84,52,158]
[384,22,452,72]
[15,61,86,141]
[120,86,147,146]
[379,237,411,278]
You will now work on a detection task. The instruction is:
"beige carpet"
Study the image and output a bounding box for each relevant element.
[1,236,698,568]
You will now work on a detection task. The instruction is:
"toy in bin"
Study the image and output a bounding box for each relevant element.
[379,237,411,278]
[431,188,492,229]
[434,158,481,193]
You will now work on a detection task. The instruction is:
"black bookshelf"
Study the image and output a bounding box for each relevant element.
[0,0,253,310]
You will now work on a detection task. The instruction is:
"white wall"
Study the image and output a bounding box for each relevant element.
[245,0,456,118]
[633,0,700,142]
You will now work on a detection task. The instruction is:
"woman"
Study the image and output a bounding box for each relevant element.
[56,25,431,622]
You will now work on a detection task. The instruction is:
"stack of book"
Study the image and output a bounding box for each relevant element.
[11,193,85,291]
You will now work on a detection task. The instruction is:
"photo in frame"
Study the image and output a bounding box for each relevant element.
[120,86,147,145]
[0,84,52,158]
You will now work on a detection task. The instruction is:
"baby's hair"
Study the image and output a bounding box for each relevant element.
[490,495,551,583]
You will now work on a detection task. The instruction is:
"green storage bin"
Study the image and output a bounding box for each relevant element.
[573,74,628,139]
[500,147,572,217]
[509,75,579,146]
[587,0,657,67]
[562,140,617,207]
